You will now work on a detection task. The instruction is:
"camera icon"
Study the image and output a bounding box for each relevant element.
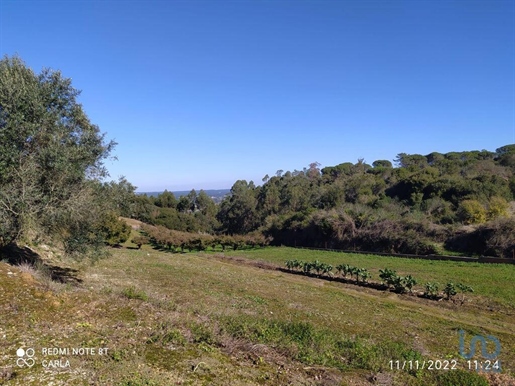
[16,347,35,368]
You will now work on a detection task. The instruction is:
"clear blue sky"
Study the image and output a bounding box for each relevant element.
[1,0,514,192]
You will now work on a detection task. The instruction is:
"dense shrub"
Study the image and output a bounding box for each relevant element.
[97,213,131,246]
[457,200,487,224]
[446,217,515,258]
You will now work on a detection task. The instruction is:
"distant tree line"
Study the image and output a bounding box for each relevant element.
[126,146,514,258]
[5,56,511,259]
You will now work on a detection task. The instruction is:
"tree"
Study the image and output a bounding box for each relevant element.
[258,182,281,216]
[155,190,178,209]
[395,153,428,170]
[217,180,259,234]
[0,56,116,254]
[97,177,138,218]
[307,162,321,179]
[97,212,131,246]
[176,195,191,213]
[187,189,198,212]
[132,235,149,249]
[196,190,216,217]
[372,160,393,168]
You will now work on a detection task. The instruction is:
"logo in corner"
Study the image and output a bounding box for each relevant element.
[16,347,35,368]
[458,329,501,360]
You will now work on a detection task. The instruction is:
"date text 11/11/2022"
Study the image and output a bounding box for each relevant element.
[390,330,502,373]
[388,359,501,372]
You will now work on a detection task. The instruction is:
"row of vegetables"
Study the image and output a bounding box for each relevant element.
[285,259,473,303]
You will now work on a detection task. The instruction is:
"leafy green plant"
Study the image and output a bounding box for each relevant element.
[456,283,473,293]
[311,260,324,275]
[379,268,397,289]
[285,259,303,271]
[455,283,474,305]
[320,263,333,276]
[443,282,457,300]
[357,268,371,284]
[424,282,440,299]
[348,266,360,283]
[403,275,417,294]
[392,276,407,293]
[336,264,352,278]
[302,261,313,274]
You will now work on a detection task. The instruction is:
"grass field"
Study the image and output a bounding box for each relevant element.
[1,244,514,385]
[205,246,515,311]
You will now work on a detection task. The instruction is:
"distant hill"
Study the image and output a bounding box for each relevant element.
[141,189,231,203]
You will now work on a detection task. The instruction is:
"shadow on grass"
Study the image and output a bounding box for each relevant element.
[1,243,82,284]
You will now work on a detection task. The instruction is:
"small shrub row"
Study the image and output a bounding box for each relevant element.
[378,268,417,293]
[285,260,474,302]
[286,259,372,284]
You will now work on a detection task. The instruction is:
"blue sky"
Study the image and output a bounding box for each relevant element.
[1,0,514,191]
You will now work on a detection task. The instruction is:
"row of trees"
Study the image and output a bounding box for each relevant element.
[138,224,271,252]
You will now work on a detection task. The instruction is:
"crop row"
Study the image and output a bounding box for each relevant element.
[285,259,474,303]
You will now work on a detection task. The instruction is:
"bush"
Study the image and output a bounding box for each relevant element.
[487,196,509,220]
[457,200,487,224]
[481,217,515,258]
[97,213,131,246]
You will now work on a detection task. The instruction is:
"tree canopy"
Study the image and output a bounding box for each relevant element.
[0,56,117,255]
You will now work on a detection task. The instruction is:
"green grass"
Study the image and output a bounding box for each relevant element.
[122,285,149,301]
[208,246,515,309]
[1,245,514,385]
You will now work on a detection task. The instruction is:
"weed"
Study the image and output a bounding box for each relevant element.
[146,322,186,346]
[122,286,149,301]
[190,322,216,345]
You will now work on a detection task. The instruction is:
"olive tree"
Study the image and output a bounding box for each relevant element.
[0,56,116,256]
